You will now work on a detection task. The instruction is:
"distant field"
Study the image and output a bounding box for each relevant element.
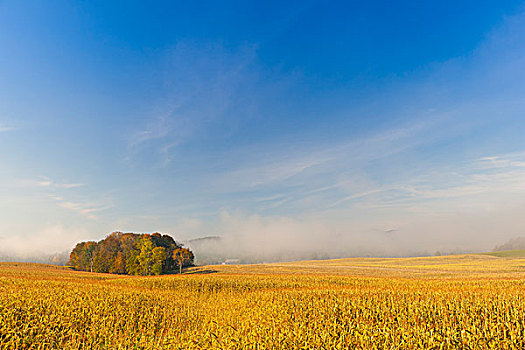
[481,249,525,258]
[2,254,525,349]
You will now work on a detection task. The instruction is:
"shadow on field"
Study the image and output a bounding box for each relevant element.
[183,268,218,275]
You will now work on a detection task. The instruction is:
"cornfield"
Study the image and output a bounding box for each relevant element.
[2,254,525,349]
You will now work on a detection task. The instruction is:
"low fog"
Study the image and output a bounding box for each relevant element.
[2,203,524,266]
[184,208,524,264]
[0,225,90,265]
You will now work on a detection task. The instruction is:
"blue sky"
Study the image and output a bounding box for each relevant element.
[2,1,525,257]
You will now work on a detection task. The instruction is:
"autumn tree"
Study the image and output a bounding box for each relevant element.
[92,233,120,273]
[173,247,194,274]
[68,232,191,276]
[111,251,126,274]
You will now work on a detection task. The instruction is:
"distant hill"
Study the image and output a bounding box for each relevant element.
[187,236,222,244]
[494,237,525,251]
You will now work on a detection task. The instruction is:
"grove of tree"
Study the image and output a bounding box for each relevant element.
[69,232,194,275]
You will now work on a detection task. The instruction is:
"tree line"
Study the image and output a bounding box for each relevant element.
[68,232,194,275]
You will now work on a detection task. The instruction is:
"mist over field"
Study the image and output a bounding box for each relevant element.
[3,204,523,265]
[184,207,524,264]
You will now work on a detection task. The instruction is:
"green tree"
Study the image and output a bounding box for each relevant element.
[137,236,155,275]
[151,247,167,275]
[69,242,85,270]
[126,251,140,275]
[120,233,140,274]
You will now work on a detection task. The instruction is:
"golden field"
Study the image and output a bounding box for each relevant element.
[2,254,525,349]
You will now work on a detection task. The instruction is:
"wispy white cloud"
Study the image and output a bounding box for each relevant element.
[329,189,387,208]
[35,178,53,187]
[23,176,86,189]
[47,194,112,220]
[126,43,257,165]
[476,152,525,170]
[15,177,111,219]
[224,155,334,189]
[332,150,525,211]
[0,118,22,133]
[215,116,446,195]
[59,201,111,220]
[255,194,287,202]
[126,41,296,167]
[129,115,174,149]
[205,8,525,220]
[0,125,14,132]
[58,183,86,189]
[213,143,525,220]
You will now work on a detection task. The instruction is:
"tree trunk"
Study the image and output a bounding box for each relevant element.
[179,263,182,274]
